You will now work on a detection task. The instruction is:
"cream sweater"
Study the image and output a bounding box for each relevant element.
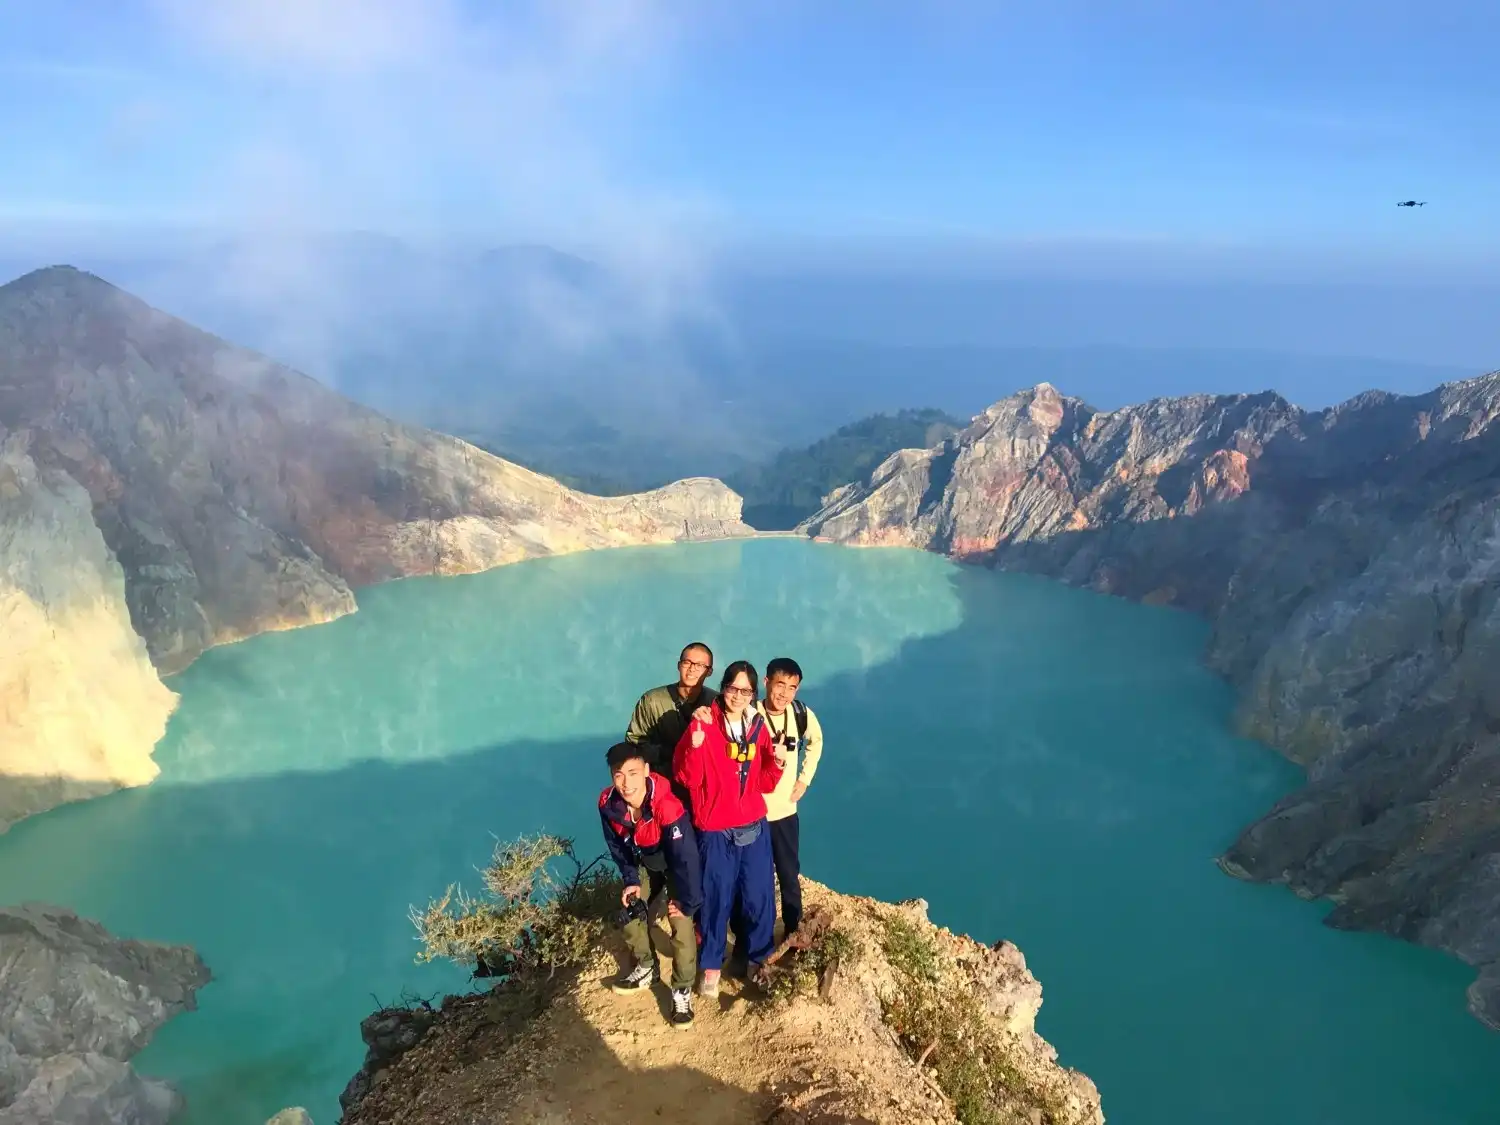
[755,700,824,822]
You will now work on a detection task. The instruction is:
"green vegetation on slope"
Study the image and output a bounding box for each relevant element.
[728,408,962,529]
[879,915,1076,1125]
[463,407,962,513]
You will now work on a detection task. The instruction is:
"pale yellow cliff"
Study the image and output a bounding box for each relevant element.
[0,433,178,833]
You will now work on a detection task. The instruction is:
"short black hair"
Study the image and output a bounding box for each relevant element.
[680,641,714,666]
[606,742,648,772]
[765,657,803,682]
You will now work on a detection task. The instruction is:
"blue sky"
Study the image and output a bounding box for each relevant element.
[1,0,1494,262]
[2,1,1498,376]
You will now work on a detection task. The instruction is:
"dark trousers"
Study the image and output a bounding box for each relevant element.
[699,823,775,970]
[769,813,803,933]
[622,864,696,990]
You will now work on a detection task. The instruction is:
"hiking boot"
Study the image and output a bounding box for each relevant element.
[610,961,656,994]
[669,987,694,1029]
[698,969,721,998]
[724,951,750,981]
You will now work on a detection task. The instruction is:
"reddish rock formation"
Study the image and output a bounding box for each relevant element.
[804,374,1500,1030]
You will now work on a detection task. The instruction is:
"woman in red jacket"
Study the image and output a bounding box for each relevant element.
[672,659,783,998]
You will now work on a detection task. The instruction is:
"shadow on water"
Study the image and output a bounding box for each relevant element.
[0,546,1498,1125]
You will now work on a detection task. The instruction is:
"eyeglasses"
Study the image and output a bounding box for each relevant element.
[722,685,754,698]
[679,659,710,672]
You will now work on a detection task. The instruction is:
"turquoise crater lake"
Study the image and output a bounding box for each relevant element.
[1,539,1497,1124]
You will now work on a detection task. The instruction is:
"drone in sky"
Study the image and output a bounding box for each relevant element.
[1396,200,1428,207]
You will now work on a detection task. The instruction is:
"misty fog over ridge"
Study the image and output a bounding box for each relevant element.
[0,230,1488,493]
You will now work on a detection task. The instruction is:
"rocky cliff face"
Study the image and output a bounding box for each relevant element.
[0,266,750,676]
[339,880,1103,1125]
[0,904,211,1125]
[0,433,178,833]
[0,265,749,829]
[803,376,1500,1029]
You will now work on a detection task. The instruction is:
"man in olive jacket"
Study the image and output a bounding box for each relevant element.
[625,642,718,776]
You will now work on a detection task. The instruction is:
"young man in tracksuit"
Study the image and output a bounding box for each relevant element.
[598,741,702,1028]
[756,657,824,936]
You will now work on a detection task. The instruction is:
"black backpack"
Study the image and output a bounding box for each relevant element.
[790,699,808,743]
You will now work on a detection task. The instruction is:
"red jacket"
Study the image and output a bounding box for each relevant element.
[673,700,783,833]
[597,773,702,914]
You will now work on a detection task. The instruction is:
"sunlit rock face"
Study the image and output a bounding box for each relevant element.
[805,374,1500,1028]
[0,433,177,833]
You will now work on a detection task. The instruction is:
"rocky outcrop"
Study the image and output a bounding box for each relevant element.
[0,433,178,833]
[0,264,749,829]
[0,265,750,677]
[803,376,1500,1029]
[337,1002,440,1115]
[0,904,211,1125]
[339,879,1102,1125]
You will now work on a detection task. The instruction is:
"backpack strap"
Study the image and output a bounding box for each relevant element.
[792,699,807,742]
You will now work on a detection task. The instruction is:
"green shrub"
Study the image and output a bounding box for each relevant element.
[878,916,1073,1125]
[880,913,941,983]
[410,833,622,984]
[763,924,862,1007]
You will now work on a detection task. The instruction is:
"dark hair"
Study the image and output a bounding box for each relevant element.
[680,641,714,667]
[605,742,648,772]
[765,657,803,682]
[719,660,759,699]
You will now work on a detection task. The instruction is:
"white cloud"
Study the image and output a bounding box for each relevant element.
[0,57,148,84]
[143,0,705,242]
[150,0,459,72]
[122,0,743,430]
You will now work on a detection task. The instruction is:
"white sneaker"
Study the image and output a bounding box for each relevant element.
[670,987,695,1028]
[610,961,655,994]
[698,969,721,998]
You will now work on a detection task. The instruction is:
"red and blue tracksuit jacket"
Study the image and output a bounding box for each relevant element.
[598,772,703,916]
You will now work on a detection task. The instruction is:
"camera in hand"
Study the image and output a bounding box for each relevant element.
[613,896,650,928]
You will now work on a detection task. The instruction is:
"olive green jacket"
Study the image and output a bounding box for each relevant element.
[625,682,719,773]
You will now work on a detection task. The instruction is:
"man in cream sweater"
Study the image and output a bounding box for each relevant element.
[756,657,824,935]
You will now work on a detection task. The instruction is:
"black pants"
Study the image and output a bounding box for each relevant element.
[769,813,803,933]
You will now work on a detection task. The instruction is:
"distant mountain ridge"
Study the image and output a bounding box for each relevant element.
[727,407,962,530]
[803,374,1500,1029]
[1,238,1483,493]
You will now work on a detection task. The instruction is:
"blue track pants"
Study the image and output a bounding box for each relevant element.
[697,820,775,971]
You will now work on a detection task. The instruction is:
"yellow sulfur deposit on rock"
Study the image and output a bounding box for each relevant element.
[0,434,178,833]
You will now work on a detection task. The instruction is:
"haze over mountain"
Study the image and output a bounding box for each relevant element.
[0,239,1483,495]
